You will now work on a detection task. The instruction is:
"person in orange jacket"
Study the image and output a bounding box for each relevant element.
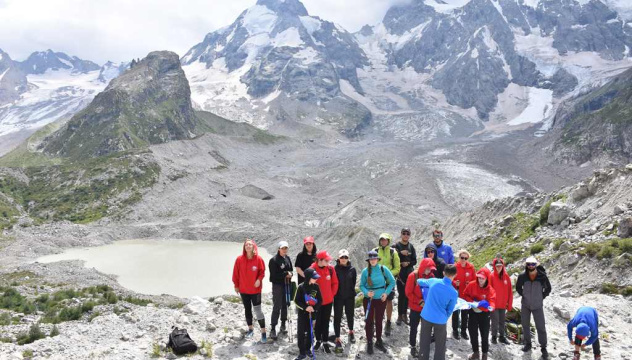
[310,250,339,353]
[405,258,436,358]
[489,258,513,345]
[463,268,497,360]
[232,239,267,343]
[452,249,476,340]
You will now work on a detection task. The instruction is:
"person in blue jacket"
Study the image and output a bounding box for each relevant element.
[424,230,455,265]
[416,264,458,360]
[567,307,601,360]
[360,250,396,355]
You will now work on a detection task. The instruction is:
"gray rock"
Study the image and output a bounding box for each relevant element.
[183,296,210,315]
[238,185,275,200]
[548,201,570,225]
[553,304,571,320]
[614,204,628,215]
[120,332,129,341]
[618,217,632,238]
[571,182,591,201]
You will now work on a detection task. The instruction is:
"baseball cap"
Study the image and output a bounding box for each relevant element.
[316,250,332,261]
[303,236,315,244]
[278,241,289,249]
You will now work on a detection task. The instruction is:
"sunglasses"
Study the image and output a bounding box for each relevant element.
[402,232,411,235]
[527,263,537,266]
[340,256,349,260]
[433,234,443,238]
[427,250,435,253]
[460,256,469,260]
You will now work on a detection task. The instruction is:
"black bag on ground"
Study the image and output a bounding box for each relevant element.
[167,326,198,355]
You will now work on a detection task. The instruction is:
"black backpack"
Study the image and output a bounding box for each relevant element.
[167,327,198,355]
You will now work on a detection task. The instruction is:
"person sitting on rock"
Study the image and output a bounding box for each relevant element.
[232,239,267,343]
[294,268,323,360]
[568,306,601,360]
[489,257,513,345]
[463,267,496,360]
[516,256,551,359]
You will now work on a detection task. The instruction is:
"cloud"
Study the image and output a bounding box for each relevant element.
[0,0,411,64]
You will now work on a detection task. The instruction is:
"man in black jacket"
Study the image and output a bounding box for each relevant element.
[516,256,552,359]
[269,241,293,340]
[394,228,417,326]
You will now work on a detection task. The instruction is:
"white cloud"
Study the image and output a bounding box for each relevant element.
[0,0,411,64]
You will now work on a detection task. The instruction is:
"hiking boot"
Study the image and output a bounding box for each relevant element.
[594,355,601,360]
[573,352,580,360]
[396,316,403,326]
[295,355,307,360]
[245,329,254,339]
[499,337,510,345]
[260,332,267,344]
[453,331,460,340]
[323,343,332,354]
[385,321,392,336]
[280,322,287,334]
[461,332,469,340]
[482,353,488,360]
[348,331,356,343]
[375,339,387,353]
[334,339,343,354]
[314,341,322,351]
[367,342,374,355]
[541,347,549,359]
[522,342,532,352]
[269,328,277,340]
[411,346,419,358]
[468,352,480,360]
[491,337,497,344]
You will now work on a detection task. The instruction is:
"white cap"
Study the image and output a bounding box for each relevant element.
[525,256,538,264]
[338,249,349,258]
[278,241,289,249]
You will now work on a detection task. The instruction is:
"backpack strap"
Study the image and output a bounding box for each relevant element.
[379,265,390,289]
[390,248,395,270]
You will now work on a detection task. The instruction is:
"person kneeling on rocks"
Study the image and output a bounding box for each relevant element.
[232,239,267,343]
[568,306,602,360]
[294,268,323,360]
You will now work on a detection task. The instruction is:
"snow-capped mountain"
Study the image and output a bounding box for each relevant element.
[0,50,127,142]
[182,0,372,135]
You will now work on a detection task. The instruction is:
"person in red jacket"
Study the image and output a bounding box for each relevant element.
[489,257,513,345]
[310,250,339,353]
[452,249,476,340]
[232,239,267,342]
[463,268,497,360]
[405,258,436,358]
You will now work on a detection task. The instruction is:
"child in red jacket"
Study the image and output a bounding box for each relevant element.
[489,258,513,345]
[310,251,339,353]
[232,239,267,343]
[405,258,436,358]
[464,268,496,360]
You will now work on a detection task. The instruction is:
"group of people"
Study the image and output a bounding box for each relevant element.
[232,230,603,360]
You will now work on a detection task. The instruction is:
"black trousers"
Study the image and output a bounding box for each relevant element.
[452,309,469,335]
[315,302,333,342]
[271,283,287,327]
[575,338,601,355]
[409,310,421,347]
[397,277,409,316]
[468,311,491,354]
[297,312,315,356]
[333,296,354,338]
[240,293,265,328]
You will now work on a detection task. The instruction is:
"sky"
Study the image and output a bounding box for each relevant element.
[0,0,411,65]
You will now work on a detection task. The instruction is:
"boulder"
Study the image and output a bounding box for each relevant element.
[614,204,628,215]
[548,201,570,225]
[553,304,571,320]
[183,296,210,315]
[619,217,632,238]
[238,185,274,200]
[571,182,591,201]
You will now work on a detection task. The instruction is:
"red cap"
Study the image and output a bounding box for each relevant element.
[316,250,332,261]
[303,236,315,244]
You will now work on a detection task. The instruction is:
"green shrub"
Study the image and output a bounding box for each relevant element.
[0,312,11,325]
[597,245,616,260]
[553,239,565,251]
[582,243,601,257]
[622,287,632,297]
[17,323,45,345]
[600,283,620,295]
[619,238,632,253]
[530,243,545,255]
[50,324,60,337]
[22,350,33,359]
[58,306,82,322]
[123,296,152,306]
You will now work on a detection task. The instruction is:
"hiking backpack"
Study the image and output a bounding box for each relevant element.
[167,326,198,355]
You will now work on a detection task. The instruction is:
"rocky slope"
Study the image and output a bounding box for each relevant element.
[0,50,28,107]
[42,51,199,159]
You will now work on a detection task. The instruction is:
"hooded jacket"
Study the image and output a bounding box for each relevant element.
[334,260,357,300]
[360,263,396,300]
[374,237,401,277]
[295,275,323,315]
[463,267,497,313]
[516,265,551,310]
[423,243,446,279]
[310,262,339,305]
[269,251,293,285]
[417,277,458,324]
[567,307,599,346]
[489,258,513,310]
[453,259,476,298]
[405,258,435,312]
[424,240,455,265]
[232,240,266,295]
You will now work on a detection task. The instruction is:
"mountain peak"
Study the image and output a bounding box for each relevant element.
[255,0,308,16]
[18,50,100,75]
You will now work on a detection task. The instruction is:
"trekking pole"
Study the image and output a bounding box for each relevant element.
[286,279,293,343]
[309,312,316,360]
[365,296,372,322]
